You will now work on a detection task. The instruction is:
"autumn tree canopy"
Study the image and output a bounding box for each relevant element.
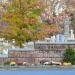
[0,0,61,47]
[1,0,44,47]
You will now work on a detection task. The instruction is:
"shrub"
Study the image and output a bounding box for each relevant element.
[63,48,75,65]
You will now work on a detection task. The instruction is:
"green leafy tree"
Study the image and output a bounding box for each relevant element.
[63,48,75,64]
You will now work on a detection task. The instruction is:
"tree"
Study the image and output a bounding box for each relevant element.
[62,0,75,14]
[63,48,75,64]
[1,0,44,47]
[33,24,61,40]
[1,0,61,47]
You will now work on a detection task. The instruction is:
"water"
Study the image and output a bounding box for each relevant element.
[0,69,75,75]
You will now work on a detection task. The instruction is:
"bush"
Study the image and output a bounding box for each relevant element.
[63,48,75,65]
